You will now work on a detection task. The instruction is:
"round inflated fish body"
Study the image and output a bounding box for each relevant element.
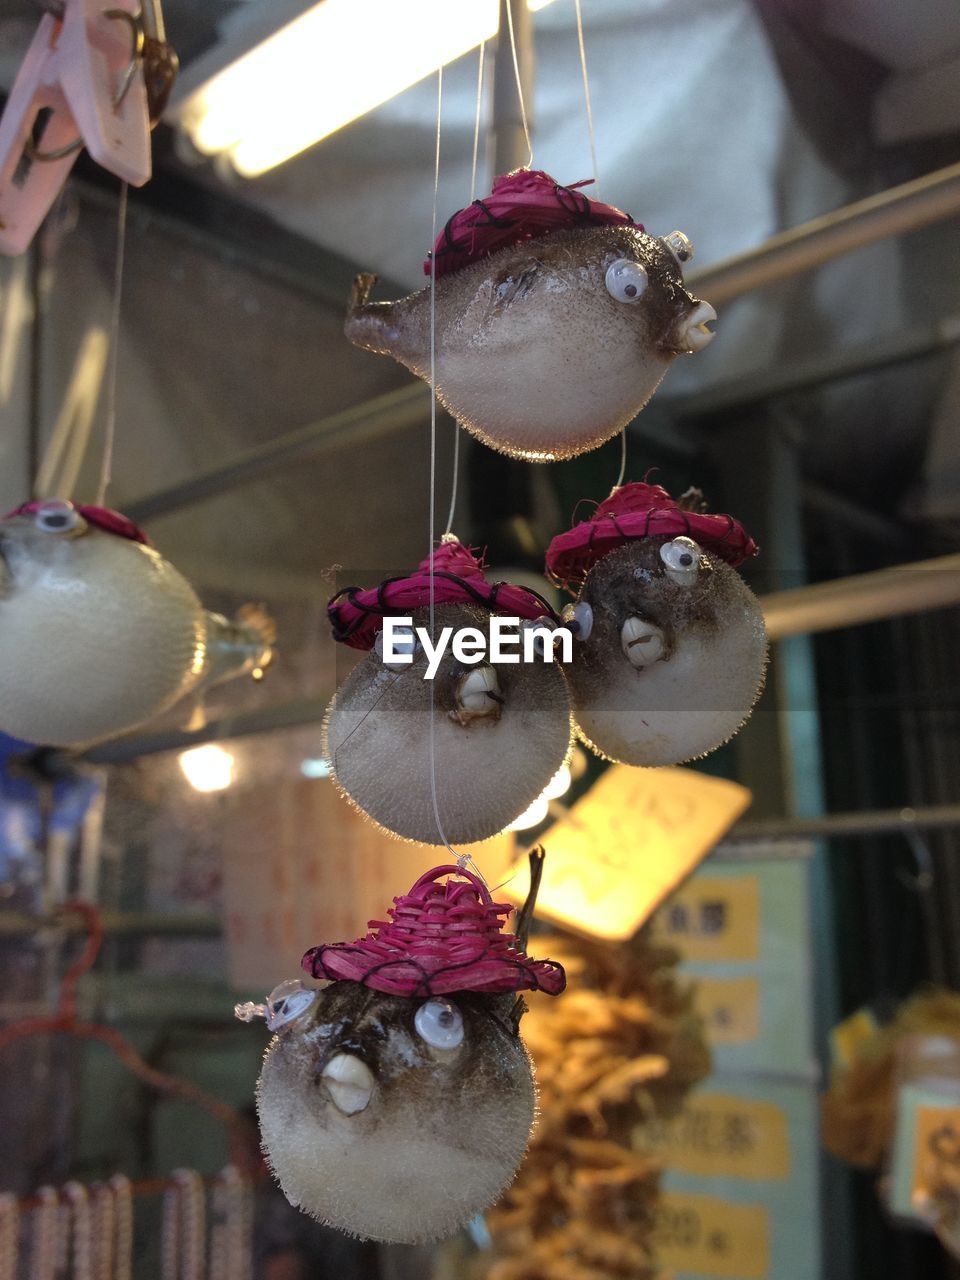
[257,982,535,1243]
[0,515,206,745]
[324,602,572,844]
[345,226,715,461]
[565,540,767,765]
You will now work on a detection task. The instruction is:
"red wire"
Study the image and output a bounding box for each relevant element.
[0,901,238,1131]
[57,900,103,1021]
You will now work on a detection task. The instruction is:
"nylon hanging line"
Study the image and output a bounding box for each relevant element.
[573,0,598,187]
[614,426,627,489]
[443,419,460,536]
[470,40,486,203]
[96,180,129,508]
[505,0,533,169]
[427,70,487,884]
[450,37,491,535]
[427,65,457,861]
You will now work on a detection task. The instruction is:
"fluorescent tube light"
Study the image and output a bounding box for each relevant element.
[174,0,555,177]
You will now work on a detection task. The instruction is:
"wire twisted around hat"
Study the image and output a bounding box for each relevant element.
[546,482,758,588]
[327,536,559,650]
[302,864,565,998]
[425,168,642,279]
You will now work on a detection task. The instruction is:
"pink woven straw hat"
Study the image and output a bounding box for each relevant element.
[546,482,758,588]
[302,864,566,999]
[3,500,149,545]
[327,536,558,651]
[425,168,642,280]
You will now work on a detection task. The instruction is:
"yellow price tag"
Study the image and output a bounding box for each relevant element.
[501,765,751,940]
[695,976,761,1045]
[653,874,760,962]
[654,1191,770,1278]
[636,1092,790,1181]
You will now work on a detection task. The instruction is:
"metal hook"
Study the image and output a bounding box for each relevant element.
[26,7,145,164]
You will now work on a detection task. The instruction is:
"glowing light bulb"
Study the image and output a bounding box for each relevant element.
[541,764,572,802]
[504,794,549,833]
[300,758,332,779]
[179,744,235,793]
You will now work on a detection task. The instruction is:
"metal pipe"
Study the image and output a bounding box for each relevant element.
[726,803,960,843]
[688,161,960,305]
[0,912,220,938]
[674,313,960,418]
[124,383,430,522]
[83,694,330,763]
[762,553,960,640]
[492,0,534,176]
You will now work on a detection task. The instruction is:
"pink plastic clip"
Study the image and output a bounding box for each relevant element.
[0,0,151,255]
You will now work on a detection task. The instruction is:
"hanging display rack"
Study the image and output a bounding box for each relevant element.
[119,157,960,524]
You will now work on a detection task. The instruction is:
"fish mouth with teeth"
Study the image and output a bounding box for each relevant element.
[662,298,717,356]
[319,1052,376,1116]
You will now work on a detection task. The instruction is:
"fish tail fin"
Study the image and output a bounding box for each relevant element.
[344,272,420,363]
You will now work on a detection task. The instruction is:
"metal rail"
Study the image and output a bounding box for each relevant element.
[727,803,960,843]
[0,911,220,938]
[688,160,960,305]
[124,383,429,522]
[762,553,960,640]
[672,313,960,419]
[121,161,960,523]
[84,694,329,763]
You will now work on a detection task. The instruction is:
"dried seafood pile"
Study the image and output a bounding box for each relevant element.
[478,929,710,1280]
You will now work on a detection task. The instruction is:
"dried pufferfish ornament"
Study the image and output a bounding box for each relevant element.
[0,500,274,746]
[244,858,565,1244]
[345,169,716,461]
[324,537,571,844]
[546,482,767,766]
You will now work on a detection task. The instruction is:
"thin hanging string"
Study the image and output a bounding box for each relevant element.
[427,70,484,883]
[444,39,488,539]
[504,0,533,169]
[443,424,461,535]
[470,40,486,201]
[95,181,128,508]
[572,0,616,490]
[573,0,598,186]
[427,66,457,861]
[614,426,627,490]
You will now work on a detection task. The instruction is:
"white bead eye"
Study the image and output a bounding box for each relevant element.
[659,537,701,585]
[662,230,694,268]
[605,259,648,304]
[33,500,82,535]
[264,980,317,1032]
[374,625,418,671]
[561,601,593,640]
[521,617,556,658]
[414,998,464,1050]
